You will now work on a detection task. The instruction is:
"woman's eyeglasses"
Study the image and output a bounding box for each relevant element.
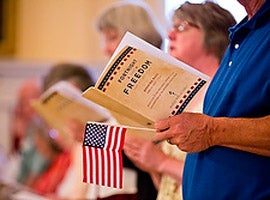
[173,21,199,32]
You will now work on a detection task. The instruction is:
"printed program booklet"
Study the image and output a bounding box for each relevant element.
[31,81,111,135]
[82,32,209,129]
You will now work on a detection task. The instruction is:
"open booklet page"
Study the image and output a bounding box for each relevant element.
[31,81,111,135]
[83,32,209,129]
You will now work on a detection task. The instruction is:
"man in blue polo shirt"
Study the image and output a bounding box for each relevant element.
[155,0,270,199]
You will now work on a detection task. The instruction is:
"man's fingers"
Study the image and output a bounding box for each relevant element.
[155,118,170,131]
[154,128,173,142]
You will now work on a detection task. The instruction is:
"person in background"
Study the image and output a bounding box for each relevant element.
[10,79,42,153]
[124,2,236,199]
[95,1,164,199]
[96,0,164,56]
[28,119,66,196]
[32,63,96,198]
[42,63,94,92]
[9,79,51,187]
[154,0,270,199]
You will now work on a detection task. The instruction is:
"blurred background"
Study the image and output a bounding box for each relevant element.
[0,0,245,160]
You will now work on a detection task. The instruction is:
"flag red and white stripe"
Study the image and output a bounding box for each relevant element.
[82,122,126,188]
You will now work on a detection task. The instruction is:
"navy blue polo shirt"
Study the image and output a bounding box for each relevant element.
[183,1,270,199]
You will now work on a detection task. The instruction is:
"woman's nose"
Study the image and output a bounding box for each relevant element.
[102,44,113,57]
[168,29,176,41]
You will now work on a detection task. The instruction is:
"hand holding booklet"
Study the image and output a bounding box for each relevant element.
[81,32,209,188]
[82,32,209,129]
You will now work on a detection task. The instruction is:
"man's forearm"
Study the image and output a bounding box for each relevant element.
[212,115,270,157]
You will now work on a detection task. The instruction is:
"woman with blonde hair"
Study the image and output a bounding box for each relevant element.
[92,1,165,199]
[96,1,164,56]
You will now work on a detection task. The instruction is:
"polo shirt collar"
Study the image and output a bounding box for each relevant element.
[229,0,270,39]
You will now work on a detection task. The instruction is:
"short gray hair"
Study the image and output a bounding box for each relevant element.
[96,1,163,49]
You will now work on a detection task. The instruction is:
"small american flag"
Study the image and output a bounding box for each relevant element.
[82,122,126,188]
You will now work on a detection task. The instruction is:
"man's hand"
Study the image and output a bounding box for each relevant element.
[155,112,214,153]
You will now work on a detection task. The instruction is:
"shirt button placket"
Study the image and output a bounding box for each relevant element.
[228,43,240,67]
